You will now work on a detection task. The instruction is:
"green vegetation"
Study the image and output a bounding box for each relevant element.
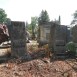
[38,10,50,25]
[26,17,38,40]
[26,22,32,34]
[71,10,77,25]
[26,10,50,39]
[31,17,38,39]
[66,42,76,56]
[0,8,7,23]
[73,10,77,19]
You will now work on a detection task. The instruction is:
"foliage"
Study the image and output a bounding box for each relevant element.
[70,25,77,43]
[66,42,76,55]
[73,10,77,19]
[6,18,11,22]
[26,22,31,30]
[71,10,77,25]
[31,17,38,31]
[26,22,32,35]
[38,10,50,25]
[30,17,38,39]
[0,8,7,23]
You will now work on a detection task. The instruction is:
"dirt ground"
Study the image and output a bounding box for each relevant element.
[0,58,77,77]
[0,41,77,77]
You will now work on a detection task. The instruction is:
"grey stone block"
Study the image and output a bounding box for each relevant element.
[8,21,27,58]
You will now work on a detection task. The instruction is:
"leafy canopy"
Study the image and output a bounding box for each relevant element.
[0,8,7,23]
[38,10,50,25]
[31,17,38,39]
[73,10,77,19]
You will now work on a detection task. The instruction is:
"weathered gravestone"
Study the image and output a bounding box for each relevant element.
[54,25,67,55]
[49,23,69,55]
[7,21,27,58]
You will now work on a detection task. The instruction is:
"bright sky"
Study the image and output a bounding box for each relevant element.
[0,0,77,25]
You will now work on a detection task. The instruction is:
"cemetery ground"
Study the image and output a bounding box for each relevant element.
[0,41,77,77]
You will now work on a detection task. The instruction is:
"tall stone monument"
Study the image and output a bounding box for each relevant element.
[7,21,27,58]
[53,25,67,54]
[49,23,68,55]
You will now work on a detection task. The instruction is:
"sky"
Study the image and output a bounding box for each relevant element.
[0,0,77,26]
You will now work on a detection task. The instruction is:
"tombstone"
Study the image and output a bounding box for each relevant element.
[7,21,27,58]
[54,25,68,55]
[49,23,68,55]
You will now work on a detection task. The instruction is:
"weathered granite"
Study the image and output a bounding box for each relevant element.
[7,21,27,58]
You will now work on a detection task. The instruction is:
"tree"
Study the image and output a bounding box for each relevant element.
[25,21,32,34]
[30,17,38,39]
[73,10,77,19]
[0,8,7,23]
[71,10,77,25]
[38,10,50,25]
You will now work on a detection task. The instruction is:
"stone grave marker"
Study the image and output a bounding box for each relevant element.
[49,23,69,55]
[54,25,67,55]
[7,21,27,58]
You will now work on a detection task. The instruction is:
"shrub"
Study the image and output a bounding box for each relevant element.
[66,42,76,56]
